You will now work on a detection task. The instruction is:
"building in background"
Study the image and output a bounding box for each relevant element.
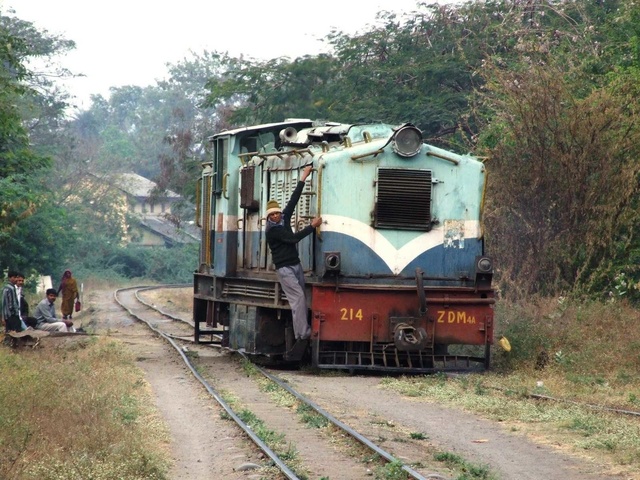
[107,173,199,247]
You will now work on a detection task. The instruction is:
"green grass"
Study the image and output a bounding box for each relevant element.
[379,295,640,478]
[296,403,330,429]
[234,407,309,478]
[375,460,408,480]
[434,452,493,480]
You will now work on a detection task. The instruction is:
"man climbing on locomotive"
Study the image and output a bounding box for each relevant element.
[265,164,322,342]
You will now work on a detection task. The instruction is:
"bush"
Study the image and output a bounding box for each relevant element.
[68,242,198,284]
[492,295,640,377]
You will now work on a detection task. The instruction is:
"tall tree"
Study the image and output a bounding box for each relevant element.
[471,0,640,299]
[0,12,52,253]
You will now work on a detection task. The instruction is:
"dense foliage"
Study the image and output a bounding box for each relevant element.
[473,0,640,298]
[0,13,59,272]
[3,0,640,300]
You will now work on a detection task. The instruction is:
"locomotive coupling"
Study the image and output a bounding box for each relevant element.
[393,322,429,351]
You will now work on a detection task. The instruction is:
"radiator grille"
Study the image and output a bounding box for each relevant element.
[375,168,432,230]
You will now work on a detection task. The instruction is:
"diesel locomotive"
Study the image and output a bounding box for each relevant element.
[193,118,495,373]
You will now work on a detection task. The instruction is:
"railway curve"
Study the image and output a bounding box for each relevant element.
[114,285,440,479]
[83,284,629,480]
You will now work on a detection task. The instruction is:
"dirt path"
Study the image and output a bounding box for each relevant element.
[275,371,622,480]
[82,287,628,480]
[83,288,266,480]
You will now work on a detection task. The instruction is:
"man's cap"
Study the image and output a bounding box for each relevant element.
[266,200,282,216]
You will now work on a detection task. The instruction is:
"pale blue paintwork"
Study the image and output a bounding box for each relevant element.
[202,120,487,284]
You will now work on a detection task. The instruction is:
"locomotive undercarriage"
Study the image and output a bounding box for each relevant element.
[193,311,491,374]
[313,340,489,374]
[193,274,492,373]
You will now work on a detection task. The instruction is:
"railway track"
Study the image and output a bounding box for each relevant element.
[113,285,639,480]
[114,285,438,480]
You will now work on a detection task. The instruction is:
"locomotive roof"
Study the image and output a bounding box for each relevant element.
[208,119,314,140]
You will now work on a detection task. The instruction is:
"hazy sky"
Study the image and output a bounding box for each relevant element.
[3,0,423,110]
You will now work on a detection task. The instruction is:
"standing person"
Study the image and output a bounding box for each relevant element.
[265,165,322,341]
[1,270,27,332]
[34,289,75,332]
[15,273,37,328]
[57,269,79,320]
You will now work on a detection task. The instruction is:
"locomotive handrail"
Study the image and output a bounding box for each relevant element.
[239,148,315,162]
[426,150,460,165]
[350,148,384,161]
[351,129,395,162]
[222,172,229,199]
[316,162,323,239]
[416,268,427,316]
[265,164,315,172]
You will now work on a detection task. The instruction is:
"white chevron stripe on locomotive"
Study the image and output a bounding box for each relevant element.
[321,215,481,275]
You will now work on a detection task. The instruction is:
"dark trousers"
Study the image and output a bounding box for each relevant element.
[24,317,37,328]
[4,315,22,332]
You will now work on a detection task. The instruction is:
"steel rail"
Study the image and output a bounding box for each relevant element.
[113,286,301,480]
[133,284,192,324]
[116,284,640,478]
[132,285,223,342]
[116,285,438,479]
[249,358,432,480]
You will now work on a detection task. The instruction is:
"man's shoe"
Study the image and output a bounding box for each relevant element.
[284,338,309,361]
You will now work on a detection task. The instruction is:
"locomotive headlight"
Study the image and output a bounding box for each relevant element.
[392,124,423,158]
[475,255,494,290]
[324,252,341,274]
[476,256,493,273]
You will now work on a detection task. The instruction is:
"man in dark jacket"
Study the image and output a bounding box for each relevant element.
[16,274,37,328]
[265,165,322,340]
[1,271,27,332]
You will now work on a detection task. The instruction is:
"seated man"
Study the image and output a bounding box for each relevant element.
[34,288,75,332]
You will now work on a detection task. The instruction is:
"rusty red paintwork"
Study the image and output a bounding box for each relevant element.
[311,285,494,346]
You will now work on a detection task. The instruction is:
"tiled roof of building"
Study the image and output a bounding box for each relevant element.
[111,173,180,199]
[139,216,200,244]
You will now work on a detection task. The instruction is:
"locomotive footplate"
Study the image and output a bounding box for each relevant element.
[312,338,487,374]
